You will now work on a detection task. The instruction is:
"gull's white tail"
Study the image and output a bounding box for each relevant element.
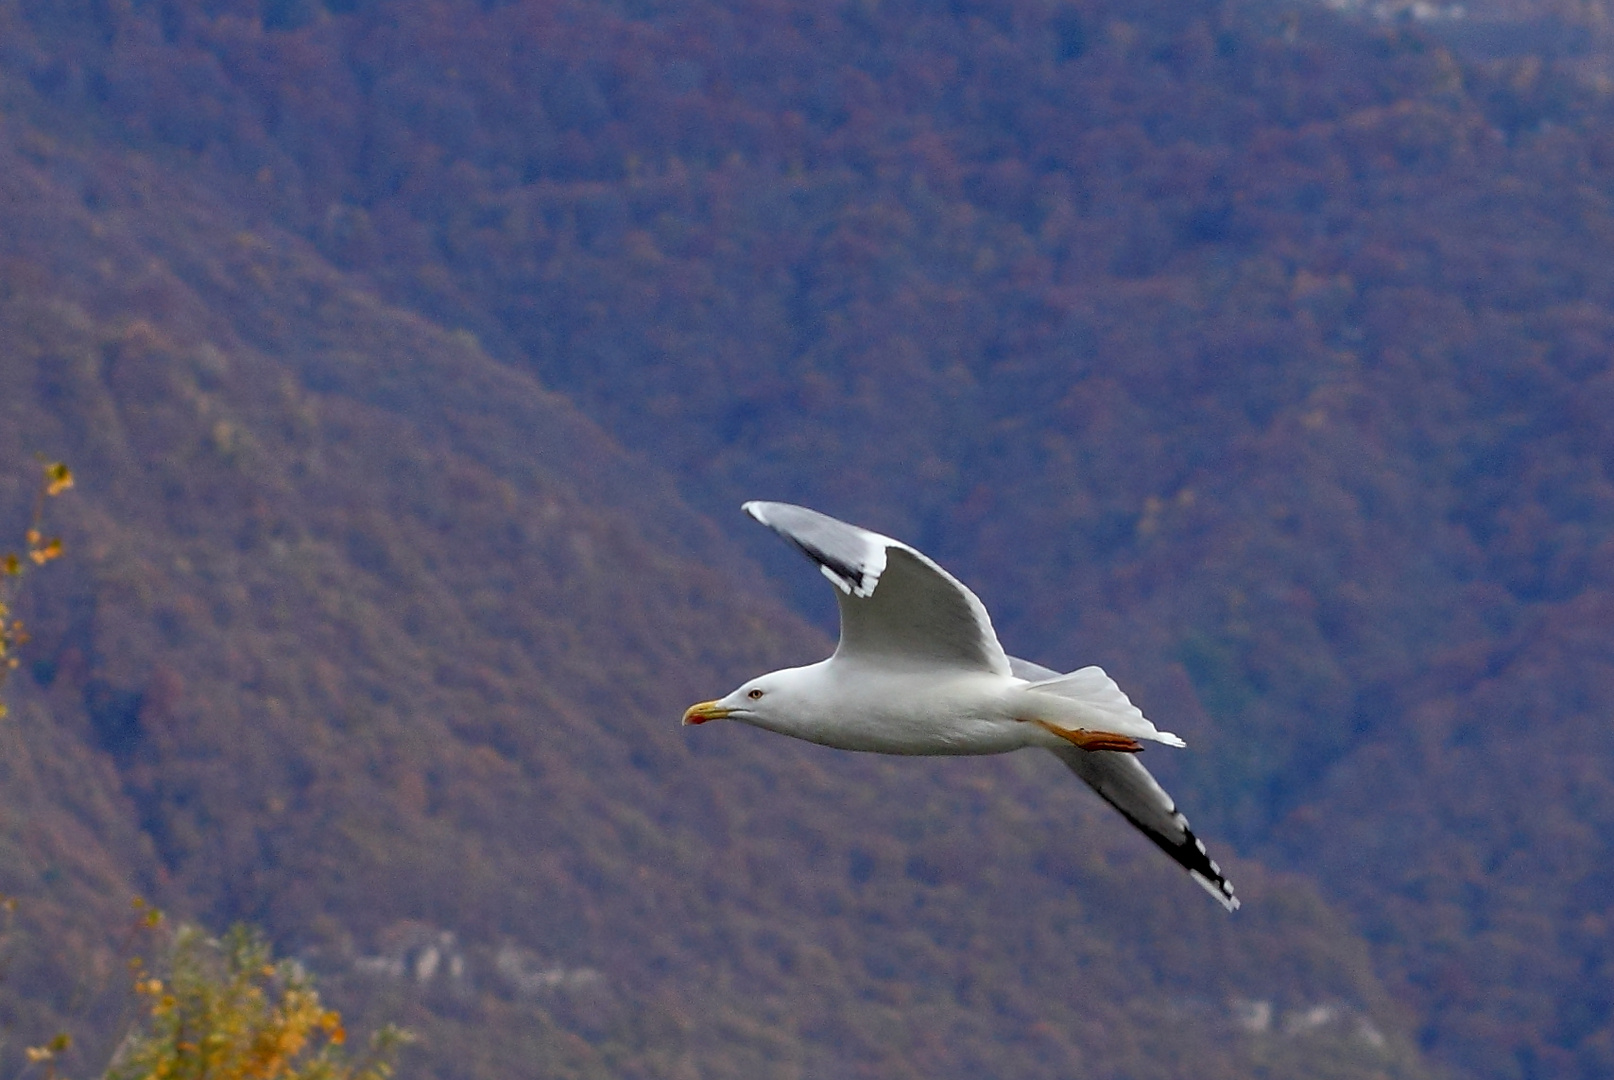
[1020,666,1186,748]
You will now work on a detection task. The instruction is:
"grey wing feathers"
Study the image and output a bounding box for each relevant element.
[745,502,1010,675]
[743,501,887,596]
[1010,657,1239,911]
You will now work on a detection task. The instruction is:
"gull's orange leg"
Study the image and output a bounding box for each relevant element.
[1030,719,1144,753]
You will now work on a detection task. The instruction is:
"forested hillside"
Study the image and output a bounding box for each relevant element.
[1,0,1612,1078]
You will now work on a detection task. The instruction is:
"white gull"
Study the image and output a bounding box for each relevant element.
[684,502,1239,911]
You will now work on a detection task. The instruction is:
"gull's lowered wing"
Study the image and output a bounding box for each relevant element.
[1010,657,1239,911]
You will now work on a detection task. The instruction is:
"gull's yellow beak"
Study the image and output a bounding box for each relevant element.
[682,700,733,726]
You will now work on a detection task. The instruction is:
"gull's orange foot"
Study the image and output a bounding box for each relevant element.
[1031,719,1144,753]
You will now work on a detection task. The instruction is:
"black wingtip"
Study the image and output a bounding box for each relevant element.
[1179,826,1239,911]
[742,500,884,597]
[1107,788,1239,911]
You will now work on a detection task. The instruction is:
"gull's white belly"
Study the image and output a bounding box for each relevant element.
[766,664,1043,756]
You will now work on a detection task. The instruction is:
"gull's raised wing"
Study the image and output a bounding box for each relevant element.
[1010,656,1240,911]
[744,501,1011,676]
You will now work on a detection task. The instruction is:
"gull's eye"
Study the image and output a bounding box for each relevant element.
[748,688,764,700]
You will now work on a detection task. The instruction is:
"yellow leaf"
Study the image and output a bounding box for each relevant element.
[2,553,18,575]
[29,538,62,565]
[45,463,74,496]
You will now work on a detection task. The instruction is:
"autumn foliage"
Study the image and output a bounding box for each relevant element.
[1,1,1613,1079]
[0,461,71,720]
[105,916,406,1080]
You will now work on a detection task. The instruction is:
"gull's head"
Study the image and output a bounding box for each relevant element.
[682,669,811,729]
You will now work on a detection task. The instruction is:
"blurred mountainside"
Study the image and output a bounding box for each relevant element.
[1,0,1613,1078]
[0,33,1424,1080]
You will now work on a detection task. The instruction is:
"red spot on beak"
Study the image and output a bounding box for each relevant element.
[682,701,730,726]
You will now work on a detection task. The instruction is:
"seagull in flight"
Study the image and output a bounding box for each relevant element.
[683,502,1239,910]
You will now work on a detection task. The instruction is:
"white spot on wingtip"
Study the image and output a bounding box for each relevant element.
[820,562,879,597]
[1190,868,1239,911]
[819,564,854,594]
